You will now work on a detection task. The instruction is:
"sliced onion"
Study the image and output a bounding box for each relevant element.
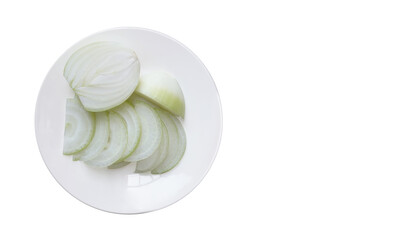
[124,100,162,162]
[73,112,109,161]
[135,71,185,117]
[111,102,141,160]
[64,41,140,112]
[152,109,186,174]
[85,112,128,168]
[136,122,169,173]
[63,96,95,155]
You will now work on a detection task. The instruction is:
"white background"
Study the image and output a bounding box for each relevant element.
[1,0,400,239]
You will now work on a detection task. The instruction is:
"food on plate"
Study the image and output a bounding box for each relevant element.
[135,71,185,117]
[64,41,140,112]
[63,96,95,155]
[62,41,186,174]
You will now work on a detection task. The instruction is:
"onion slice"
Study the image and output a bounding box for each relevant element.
[136,122,169,173]
[63,96,95,155]
[124,100,162,162]
[151,109,186,174]
[73,112,109,162]
[135,71,185,117]
[85,112,128,168]
[111,102,141,160]
[64,41,140,112]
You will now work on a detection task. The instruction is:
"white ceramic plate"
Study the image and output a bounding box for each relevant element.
[35,28,222,214]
